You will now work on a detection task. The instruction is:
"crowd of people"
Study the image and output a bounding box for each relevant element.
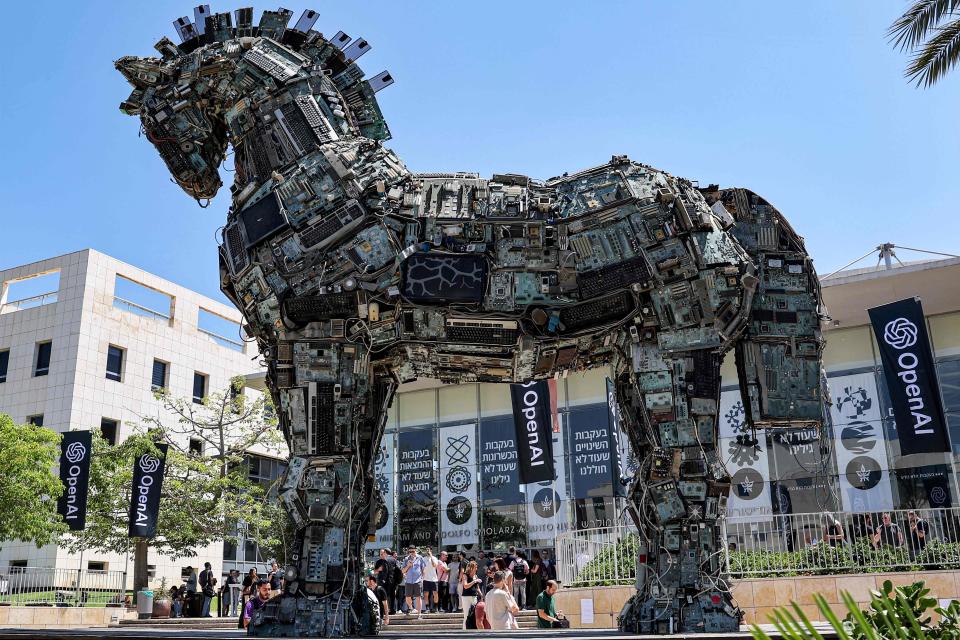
[371,545,566,629]
[165,560,284,628]
[752,510,935,559]
[161,546,567,630]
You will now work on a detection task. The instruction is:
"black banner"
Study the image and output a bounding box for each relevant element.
[396,428,438,548]
[510,381,556,484]
[128,444,168,538]
[57,431,92,531]
[869,298,950,456]
[605,379,626,498]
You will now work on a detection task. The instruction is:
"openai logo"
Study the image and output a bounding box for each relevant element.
[139,454,161,474]
[883,318,918,350]
[931,486,947,506]
[65,442,86,464]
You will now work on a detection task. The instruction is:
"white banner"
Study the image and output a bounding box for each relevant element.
[718,389,773,522]
[828,372,894,512]
[371,432,396,550]
[526,414,570,542]
[439,423,479,547]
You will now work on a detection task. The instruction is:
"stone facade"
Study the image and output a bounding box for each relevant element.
[553,570,960,629]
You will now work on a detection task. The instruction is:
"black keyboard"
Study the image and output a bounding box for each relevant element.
[284,293,357,322]
[578,255,652,299]
[559,291,634,332]
[310,383,335,454]
[299,200,364,249]
[445,324,519,345]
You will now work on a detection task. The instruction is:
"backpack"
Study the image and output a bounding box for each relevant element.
[465,603,478,629]
[512,560,528,580]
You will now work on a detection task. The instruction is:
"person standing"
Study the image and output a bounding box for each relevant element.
[421,547,440,613]
[484,571,519,630]
[527,550,543,607]
[908,510,930,557]
[536,580,563,628]
[508,551,529,610]
[367,573,390,626]
[401,546,427,617]
[459,561,482,629]
[373,548,398,614]
[242,580,270,629]
[198,563,213,617]
[540,550,556,582]
[223,569,241,618]
[268,561,283,598]
[873,512,905,549]
[437,551,450,613]
[448,552,463,612]
[185,566,198,595]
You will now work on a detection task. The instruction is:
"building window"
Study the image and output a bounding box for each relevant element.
[151,359,168,391]
[34,341,51,377]
[27,415,44,427]
[87,561,108,572]
[8,560,27,574]
[100,418,118,445]
[223,538,238,561]
[106,345,124,382]
[0,349,8,383]
[189,438,204,456]
[193,372,208,404]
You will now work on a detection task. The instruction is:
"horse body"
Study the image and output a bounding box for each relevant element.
[118,11,824,636]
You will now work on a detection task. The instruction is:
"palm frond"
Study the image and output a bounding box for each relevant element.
[888,0,960,52]
[904,17,960,86]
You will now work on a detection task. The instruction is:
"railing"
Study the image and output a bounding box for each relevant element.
[556,525,640,587]
[0,292,58,314]
[0,567,126,607]
[198,327,245,351]
[555,507,960,587]
[112,296,170,321]
[727,507,960,577]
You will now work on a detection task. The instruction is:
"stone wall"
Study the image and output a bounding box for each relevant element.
[555,570,960,629]
[0,606,128,629]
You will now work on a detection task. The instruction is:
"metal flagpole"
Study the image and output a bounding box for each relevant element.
[75,549,84,606]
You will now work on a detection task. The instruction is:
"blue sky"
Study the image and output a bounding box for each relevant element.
[2,1,958,304]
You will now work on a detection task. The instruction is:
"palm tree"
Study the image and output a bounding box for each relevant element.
[888,0,960,87]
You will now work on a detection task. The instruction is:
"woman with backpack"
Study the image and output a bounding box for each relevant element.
[459,561,482,629]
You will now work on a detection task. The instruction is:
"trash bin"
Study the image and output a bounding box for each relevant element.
[136,590,154,620]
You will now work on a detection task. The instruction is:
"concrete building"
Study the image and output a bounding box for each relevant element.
[0,249,279,587]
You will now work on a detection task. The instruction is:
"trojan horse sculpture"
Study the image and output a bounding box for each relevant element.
[117,6,826,636]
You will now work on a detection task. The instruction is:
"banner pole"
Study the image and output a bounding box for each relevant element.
[75,548,84,606]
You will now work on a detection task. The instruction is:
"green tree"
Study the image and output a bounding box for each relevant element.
[889,0,960,87]
[63,378,285,591]
[0,414,65,549]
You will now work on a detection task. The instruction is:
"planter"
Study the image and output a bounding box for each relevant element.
[152,597,172,619]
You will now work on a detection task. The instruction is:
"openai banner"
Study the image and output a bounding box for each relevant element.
[718,390,772,522]
[128,444,168,538]
[372,432,396,549]
[828,372,894,512]
[510,381,556,484]
[525,414,569,540]
[439,423,479,547]
[58,431,92,531]
[869,298,951,456]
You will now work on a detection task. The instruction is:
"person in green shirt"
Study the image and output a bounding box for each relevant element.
[536,580,562,628]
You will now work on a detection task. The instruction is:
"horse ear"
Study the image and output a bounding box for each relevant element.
[115,56,163,89]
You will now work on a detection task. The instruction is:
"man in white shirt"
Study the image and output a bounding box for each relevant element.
[484,571,519,630]
[421,547,440,613]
